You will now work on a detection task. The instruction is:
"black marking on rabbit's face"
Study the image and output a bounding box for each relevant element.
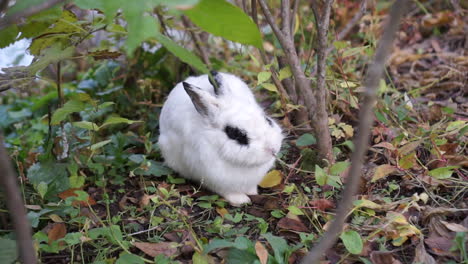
[224,125,249,145]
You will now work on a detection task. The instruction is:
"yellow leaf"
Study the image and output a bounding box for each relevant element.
[372,164,398,182]
[354,199,382,210]
[216,207,229,217]
[261,83,278,93]
[259,170,282,188]
[341,124,354,138]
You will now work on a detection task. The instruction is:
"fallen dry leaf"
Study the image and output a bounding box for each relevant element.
[259,170,283,188]
[58,188,96,206]
[413,239,437,264]
[255,241,268,264]
[441,221,468,233]
[370,251,403,264]
[425,235,457,257]
[277,217,309,232]
[216,207,229,217]
[48,223,66,245]
[133,242,178,258]
[309,199,335,211]
[372,164,399,182]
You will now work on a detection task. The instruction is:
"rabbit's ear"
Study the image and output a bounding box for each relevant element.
[208,70,223,96]
[183,82,219,117]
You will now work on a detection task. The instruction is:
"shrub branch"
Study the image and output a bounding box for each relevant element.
[300,1,408,263]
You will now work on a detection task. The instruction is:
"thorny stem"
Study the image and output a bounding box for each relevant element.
[300,1,408,263]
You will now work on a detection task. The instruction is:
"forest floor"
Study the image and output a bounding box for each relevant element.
[0,2,467,264]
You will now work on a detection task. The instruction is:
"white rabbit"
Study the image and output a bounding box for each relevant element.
[158,71,283,206]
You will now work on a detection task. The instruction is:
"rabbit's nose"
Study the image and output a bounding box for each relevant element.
[265,147,276,156]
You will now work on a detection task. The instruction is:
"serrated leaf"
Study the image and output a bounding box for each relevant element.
[154,33,208,73]
[28,44,75,74]
[51,100,86,125]
[278,66,292,81]
[372,164,398,182]
[428,166,458,179]
[296,133,317,147]
[259,170,282,188]
[257,71,271,85]
[261,83,278,93]
[340,230,363,254]
[184,0,263,48]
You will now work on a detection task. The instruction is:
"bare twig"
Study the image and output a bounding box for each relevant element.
[181,16,211,66]
[258,0,334,162]
[0,135,37,264]
[0,0,65,30]
[300,1,408,263]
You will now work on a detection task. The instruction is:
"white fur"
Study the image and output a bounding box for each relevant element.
[158,72,284,206]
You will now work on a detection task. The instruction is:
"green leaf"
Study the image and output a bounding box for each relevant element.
[226,248,259,264]
[315,165,327,186]
[28,44,75,74]
[51,99,86,125]
[124,11,159,55]
[134,160,173,177]
[192,251,210,264]
[0,238,17,264]
[73,121,99,131]
[0,25,19,49]
[278,66,292,81]
[261,83,278,93]
[154,33,208,73]
[184,0,263,48]
[340,230,363,254]
[330,161,350,176]
[203,239,235,253]
[116,253,144,264]
[88,225,123,245]
[296,133,317,147]
[37,182,48,199]
[263,233,288,264]
[287,205,304,215]
[428,166,458,180]
[100,116,141,129]
[90,139,112,151]
[27,162,69,199]
[257,71,271,85]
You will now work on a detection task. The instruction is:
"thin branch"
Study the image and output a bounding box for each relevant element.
[336,0,367,41]
[181,16,211,66]
[300,1,408,263]
[290,0,299,35]
[0,0,65,30]
[0,134,37,264]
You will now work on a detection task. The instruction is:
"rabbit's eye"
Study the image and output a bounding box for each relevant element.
[224,125,249,146]
[265,117,273,126]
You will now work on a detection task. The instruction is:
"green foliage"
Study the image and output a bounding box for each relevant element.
[0,238,18,264]
[184,0,263,48]
[340,230,363,255]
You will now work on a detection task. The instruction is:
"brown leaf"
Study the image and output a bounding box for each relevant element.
[277,217,309,232]
[255,241,268,264]
[372,164,398,182]
[309,199,335,211]
[425,235,456,257]
[88,50,121,60]
[373,142,396,151]
[58,188,96,206]
[413,240,436,264]
[48,223,66,245]
[398,140,421,156]
[441,221,468,232]
[370,251,402,264]
[133,242,178,258]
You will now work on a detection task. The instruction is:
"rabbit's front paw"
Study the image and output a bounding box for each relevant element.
[224,193,251,207]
